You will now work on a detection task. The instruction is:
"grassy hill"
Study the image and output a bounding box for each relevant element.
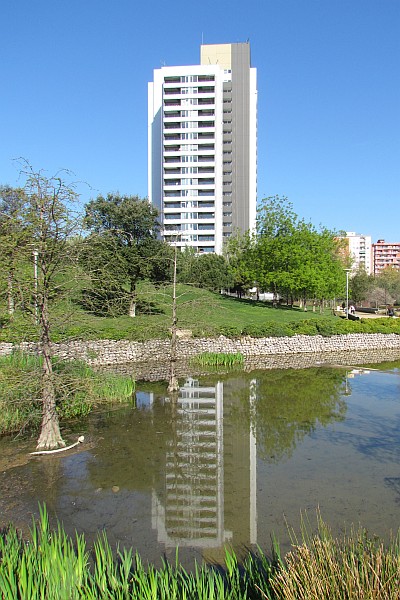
[2,282,400,343]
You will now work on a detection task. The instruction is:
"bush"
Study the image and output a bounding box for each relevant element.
[289,320,319,336]
[241,323,295,338]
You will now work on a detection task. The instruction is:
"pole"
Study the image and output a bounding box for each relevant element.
[345,268,350,319]
[33,250,39,324]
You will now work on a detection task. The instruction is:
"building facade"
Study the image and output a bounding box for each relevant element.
[148,43,257,254]
[344,232,373,275]
[372,240,400,275]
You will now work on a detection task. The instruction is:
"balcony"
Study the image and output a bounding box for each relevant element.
[164,111,180,118]
[198,133,214,140]
[198,109,215,117]
[198,223,213,231]
[198,86,215,94]
[198,97,214,106]
[197,213,214,220]
[163,202,181,208]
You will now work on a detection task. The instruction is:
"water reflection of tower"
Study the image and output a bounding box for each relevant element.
[152,378,228,548]
[152,377,257,552]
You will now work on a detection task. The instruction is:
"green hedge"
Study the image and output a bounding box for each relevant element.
[218,317,400,339]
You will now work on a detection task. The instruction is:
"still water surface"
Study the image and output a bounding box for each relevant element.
[1,358,400,565]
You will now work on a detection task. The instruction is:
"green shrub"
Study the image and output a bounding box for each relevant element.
[289,320,319,336]
[241,323,295,338]
[218,325,243,338]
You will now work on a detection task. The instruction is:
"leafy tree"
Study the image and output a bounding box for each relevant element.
[223,230,255,296]
[178,250,233,292]
[376,267,400,305]
[82,193,171,317]
[350,268,374,305]
[0,186,28,316]
[253,196,344,306]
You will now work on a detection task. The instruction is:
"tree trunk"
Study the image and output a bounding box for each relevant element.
[36,298,65,450]
[129,298,136,317]
[7,271,14,316]
[129,280,136,317]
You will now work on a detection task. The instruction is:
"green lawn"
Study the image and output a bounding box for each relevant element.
[53,284,340,341]
[3,282,399,342]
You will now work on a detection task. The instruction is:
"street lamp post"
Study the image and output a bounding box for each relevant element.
[344,268,351,319]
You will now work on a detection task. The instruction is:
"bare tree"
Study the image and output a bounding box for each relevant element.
[18,161,81,449]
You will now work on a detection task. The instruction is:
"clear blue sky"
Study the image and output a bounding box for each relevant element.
[2,0,399,242]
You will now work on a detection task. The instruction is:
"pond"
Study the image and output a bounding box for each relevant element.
[1,351,400,567]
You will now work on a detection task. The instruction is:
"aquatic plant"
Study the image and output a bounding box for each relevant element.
[191,351,244,367]
[1,507,399,599]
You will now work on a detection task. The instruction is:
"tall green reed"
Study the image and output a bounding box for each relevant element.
[191,352,244,367]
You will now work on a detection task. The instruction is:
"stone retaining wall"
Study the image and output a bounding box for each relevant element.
[1,333,400,366]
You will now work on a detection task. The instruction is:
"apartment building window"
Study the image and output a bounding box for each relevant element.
[181,121,198,129]
[181,133,198,140]
[181,178,198,185]
[181,167,198,173]
[181,155,198,163]
[181,87,198,95]
[181,75,198,82]
[182,98,198,106]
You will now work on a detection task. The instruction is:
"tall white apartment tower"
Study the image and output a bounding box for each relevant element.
[345,232,373,275]
[148,43,257,254]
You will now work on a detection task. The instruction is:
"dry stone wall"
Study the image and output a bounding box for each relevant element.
[1,333,400,366]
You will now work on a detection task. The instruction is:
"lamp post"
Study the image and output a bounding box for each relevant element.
[344,268,351,319]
